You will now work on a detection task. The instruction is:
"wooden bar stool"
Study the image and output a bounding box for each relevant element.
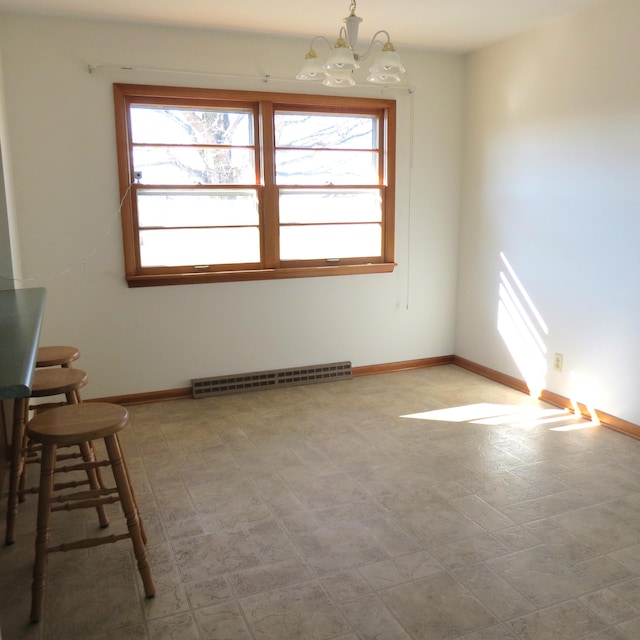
[36,345,80,369]
[4,367,108,545]
[26,402,155,623]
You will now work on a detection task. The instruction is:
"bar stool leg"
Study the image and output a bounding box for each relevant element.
[104,433,155,598]
[77,441,110,528]
[18,399,34,504]
[30,442,57,623]
[5,398,28,545]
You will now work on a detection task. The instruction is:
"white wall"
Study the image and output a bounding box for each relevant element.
[457,0,640,423]
[0,14,464,398]
[0,50,21,289]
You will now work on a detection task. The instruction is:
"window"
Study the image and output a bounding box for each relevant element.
[113,84,396,286]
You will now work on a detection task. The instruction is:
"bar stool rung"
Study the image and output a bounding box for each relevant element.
[49,532,131,554]
[51,494,121,513]
[19,478,91,497]
[51,486,119,503]
[54,459,111,474]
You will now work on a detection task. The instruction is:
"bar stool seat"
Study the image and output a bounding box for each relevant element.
[36,345,80,368]
[26,402,154,622]
[4,368,98,546]
[31,367,87,409]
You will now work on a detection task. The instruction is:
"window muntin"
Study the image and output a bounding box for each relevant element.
[132,147,257,185]
[278,188,382,262]
[274,110,379,186]
[114,85,396,286]
[136,188,260,267]
[280,224,382,261]
[130,106,256,186]
[137,189,259,228]
[140,227,260,267]
[130,107,254,146]
[274,112,377,149]
[278,189,381,224]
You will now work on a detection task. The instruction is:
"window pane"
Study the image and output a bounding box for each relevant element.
[280,224,381,260]
[133,147,255,185]
[131,107,254,145]
[276,149,379,185]
[137,189,258,227]
[139,228,260,267]
[274,113,377,149]
[279,189,381,224]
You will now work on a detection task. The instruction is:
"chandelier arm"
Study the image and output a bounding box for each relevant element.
[309,36,333,53]
[355,30,391,61]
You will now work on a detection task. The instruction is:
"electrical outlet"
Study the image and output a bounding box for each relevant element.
[553,353,563,372]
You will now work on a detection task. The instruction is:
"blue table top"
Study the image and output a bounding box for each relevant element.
[0,288,46,399]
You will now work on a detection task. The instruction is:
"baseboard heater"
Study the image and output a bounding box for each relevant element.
[191,361,352,399]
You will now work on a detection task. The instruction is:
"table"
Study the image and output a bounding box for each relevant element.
[0,287,46,511]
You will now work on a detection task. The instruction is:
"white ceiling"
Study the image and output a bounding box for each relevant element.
[0,0,611,52]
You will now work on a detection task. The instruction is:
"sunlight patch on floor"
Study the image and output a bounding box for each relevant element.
[401,402,596,430]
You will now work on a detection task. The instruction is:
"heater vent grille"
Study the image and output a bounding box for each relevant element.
[192,361,352,399]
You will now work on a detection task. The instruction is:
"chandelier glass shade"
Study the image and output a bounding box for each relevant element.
[296,0,406,87]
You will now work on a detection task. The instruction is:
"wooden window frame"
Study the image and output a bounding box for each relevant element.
[113,83,396,287]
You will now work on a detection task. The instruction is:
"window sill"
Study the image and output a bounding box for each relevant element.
[126,263,396,288]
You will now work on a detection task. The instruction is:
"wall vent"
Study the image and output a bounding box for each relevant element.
[191,361,352,399]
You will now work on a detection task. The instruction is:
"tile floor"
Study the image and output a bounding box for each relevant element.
[2,365,640,640]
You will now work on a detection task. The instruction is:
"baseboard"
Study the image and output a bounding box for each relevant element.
[91,357,455,405]
[453,356,640,441]
[452,356,529,394]
[90,386,192,406]
[88,355,640,440]
[352,356,455,377]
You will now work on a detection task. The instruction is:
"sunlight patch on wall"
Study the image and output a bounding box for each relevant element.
[498,252,548,397]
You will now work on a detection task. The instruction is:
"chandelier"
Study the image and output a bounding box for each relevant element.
[296,0,406,87]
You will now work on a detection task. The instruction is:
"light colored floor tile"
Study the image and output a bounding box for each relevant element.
[290,523,388,575]
[523,518,598,563]
[453,563,536,620]
[578,588,639,624]
[458,624,519,640]
[380,572,496,640]
[507,600,607,639]
[192,600,252,639]
[358,550,443,590]
[610,577,640,605]
[552,503,640,554]
[320,570,372,602]
[341,593,411,639]
[44,551,144,640]
[577,556,634,585]
[147,611,199,640]
[171,531,262,582]
[226,557,313,598]
[486,544,602,607]
[239,580,350,640]
[616,616,640,639]
[582,629,629,640]
[450,494,515,531]
[607,544,640,574]
[430,533,511,569]
[183,576,232,610]
[3,366,640,640]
